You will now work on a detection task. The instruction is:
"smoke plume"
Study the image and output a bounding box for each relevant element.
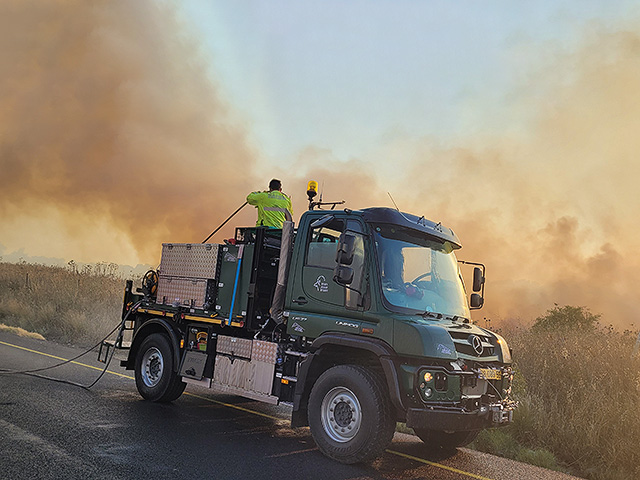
[391,27,640,328]
[0,0,259,263]
[1,3,638,328]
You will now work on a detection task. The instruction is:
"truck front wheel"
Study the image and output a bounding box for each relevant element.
[413,428,479,450]
[134,333,186,402]
[308,365,395,464]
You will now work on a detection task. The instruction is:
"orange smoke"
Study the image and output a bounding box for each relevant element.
[393,27,640,329]
[0,0,259,263]
[1,3,638,329]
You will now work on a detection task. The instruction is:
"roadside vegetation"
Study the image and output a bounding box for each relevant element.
[471,305,640,480]
[1,262,639,479]
[0,261,124,345]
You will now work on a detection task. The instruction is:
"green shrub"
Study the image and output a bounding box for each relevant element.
[515,448,559,471]
[473,428,519,458]
[532,304,600,333]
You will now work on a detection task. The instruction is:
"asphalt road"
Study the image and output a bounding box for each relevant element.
[0,331,582,480]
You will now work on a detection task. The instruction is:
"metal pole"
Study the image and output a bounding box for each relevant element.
[202,201,248,244]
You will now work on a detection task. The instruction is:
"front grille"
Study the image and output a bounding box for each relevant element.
[448,331,495,358]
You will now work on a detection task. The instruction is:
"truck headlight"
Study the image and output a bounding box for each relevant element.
[494,333,512,363]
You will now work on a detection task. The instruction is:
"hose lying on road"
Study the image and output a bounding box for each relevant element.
[0,300,143,390]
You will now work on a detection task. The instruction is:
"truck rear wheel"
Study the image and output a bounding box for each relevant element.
[134,333,186,402]
[308,365,395,464]
[413,428,478,450]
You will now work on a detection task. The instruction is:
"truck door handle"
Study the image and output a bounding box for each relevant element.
[293,296,308,305]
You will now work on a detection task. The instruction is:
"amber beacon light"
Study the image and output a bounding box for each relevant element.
[307,180,318,201]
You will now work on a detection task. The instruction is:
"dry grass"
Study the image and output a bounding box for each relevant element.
[0,261,125,346]
[0,323,46,341]
[473,325,640,480]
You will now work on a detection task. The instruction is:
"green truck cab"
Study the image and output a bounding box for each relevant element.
[110,206,516,464]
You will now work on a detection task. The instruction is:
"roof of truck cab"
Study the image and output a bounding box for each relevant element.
[357,207,462,248]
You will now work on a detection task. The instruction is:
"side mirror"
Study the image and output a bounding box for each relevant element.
[336,232,356,265]
[470,293,484,308]
[333,265,354,286]
[472,267,484,292]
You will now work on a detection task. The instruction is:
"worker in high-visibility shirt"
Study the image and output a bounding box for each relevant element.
[246,179,293,228]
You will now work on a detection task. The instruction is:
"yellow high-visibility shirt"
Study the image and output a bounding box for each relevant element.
[246,190,293,228]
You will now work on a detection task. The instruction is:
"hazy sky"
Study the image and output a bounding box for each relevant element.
[179,0,639,163]
[1,0,639,327]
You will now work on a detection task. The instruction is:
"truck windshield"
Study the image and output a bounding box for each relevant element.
[373,225,470,318]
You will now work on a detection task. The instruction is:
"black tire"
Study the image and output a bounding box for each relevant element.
[308,365,396,464]
[413,428,479,450]
[134,333,186,402]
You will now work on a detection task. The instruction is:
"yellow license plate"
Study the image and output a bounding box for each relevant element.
[479,368,502,380]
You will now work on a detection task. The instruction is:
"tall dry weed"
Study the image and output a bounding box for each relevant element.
[0,262,126,345]
[507,326,640,480]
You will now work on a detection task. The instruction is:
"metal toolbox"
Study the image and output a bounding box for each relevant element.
[159,243,220,279]
[216,335,252,359]
[213,338,278,396]
[156,276,217,308]
[252,340,278,363]
[213,356,275,395]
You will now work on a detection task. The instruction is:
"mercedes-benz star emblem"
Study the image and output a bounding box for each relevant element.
[468,335,483,356]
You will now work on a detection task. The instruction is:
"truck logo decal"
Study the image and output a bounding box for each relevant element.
[314,275,329,292]
[468,335,484,356]
[336,321,359,329]
[291,322,305,333]
[437,343,453,355]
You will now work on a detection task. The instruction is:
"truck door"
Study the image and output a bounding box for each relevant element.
[290,216,367,314]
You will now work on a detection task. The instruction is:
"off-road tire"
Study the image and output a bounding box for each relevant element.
[134,333,186,402]
[308,364,396,464]
[413,428,479,450]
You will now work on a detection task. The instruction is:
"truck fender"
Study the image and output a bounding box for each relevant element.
[124,318,182,373]
[291,332,405,427]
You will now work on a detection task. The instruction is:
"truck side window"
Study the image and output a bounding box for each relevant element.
[306,219,345,268]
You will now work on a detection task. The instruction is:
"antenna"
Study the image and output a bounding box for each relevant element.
[387,192,400,211]
[386,192,414,223]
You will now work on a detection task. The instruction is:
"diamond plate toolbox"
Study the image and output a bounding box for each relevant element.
[252,340,278,363]
[159,243,220,279]
[156,276,216,308]
[217,335,252,359]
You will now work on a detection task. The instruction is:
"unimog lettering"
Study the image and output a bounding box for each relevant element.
[336,320,359,329]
